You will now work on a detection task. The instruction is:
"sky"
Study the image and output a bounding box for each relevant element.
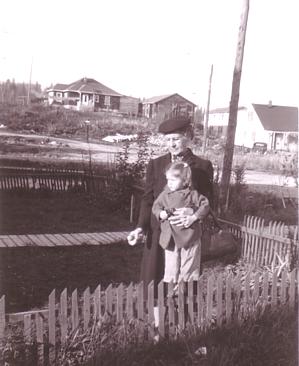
[1,0,298,108]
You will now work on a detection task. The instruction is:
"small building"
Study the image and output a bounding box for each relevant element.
[208,103,298,151]
[47,78,122,112]
[119,96,141,117]
[142,93,196,122]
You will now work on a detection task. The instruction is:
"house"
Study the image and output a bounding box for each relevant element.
[142,93,196,121]
[208,102,298,151]
[119,96,141,117]
[47,78,122,112]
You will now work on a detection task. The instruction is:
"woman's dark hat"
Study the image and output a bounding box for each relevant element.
[158,116,191,134]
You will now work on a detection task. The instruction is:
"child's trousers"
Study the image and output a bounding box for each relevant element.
[163,239,201,283]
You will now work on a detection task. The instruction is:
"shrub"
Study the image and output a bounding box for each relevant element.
[100,133,153,211]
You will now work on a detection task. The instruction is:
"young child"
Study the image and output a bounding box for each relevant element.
[152,161,210,284]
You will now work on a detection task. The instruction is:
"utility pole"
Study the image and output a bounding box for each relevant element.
[202,64,213,154]
[27,57,33,106]
[220,0,250,213]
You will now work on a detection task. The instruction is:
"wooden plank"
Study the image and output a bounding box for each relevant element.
[74,233,93,245]
[256,218,265,266]
[289,269,296,308]
[226,274,232,324]
[147,281,155,339]
[83,287,91,330]
[0,237,8,248]
[116,283,124,323]
[5,235,26,247]
[271,271,278,306]
[105,284,113,315]
[253,272,260,304]
[87,232,111,245]
[187,280,194,325]
[67,233,88,245]
[262,271,269,306]
[206,275,214,326]
[108,231,128,242]
[197,279,204,330]
[84,232,101,244]
[60,233,82,246]
[136,282,144,340]
[158,280,165,338]
[24,314,32,344]
[167,282,175,337]
[71,289,79,331]
[251,217,259,264]
[244,273,251,314]
[82,233,102,245]
[48,290,56,346]
[36,313,44,366]
[234,271,242,321]
[0,296,5,339]
[0,236,16,247]
[13,235,34,246]
[29,234,55,247]
[126,283,134,320]
[178,281,185,331]
[280,269,287,305]
[216,274,223,327]
[101,232,122,243]
[45,234,71,246]
[60,288,68,345]
[94,284,102,322]
[241,216,248,260]
[53,234,74,246]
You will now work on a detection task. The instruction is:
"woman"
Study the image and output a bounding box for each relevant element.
[128,116,214,294]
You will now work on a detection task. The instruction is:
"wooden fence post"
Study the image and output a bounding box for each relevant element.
[83,287,91,330]
[0,295,5,339]
[158,280,165,338]
[60,288,68,345]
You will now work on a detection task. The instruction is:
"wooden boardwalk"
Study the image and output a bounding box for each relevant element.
[0,231,130,247]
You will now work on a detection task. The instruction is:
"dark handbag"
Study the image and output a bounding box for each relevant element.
[201,210,238,261]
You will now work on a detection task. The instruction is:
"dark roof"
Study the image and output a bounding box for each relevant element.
[143,93,196,106]
[66,78,121,96]
[252,103,298,132]
[49,78,122,96]
[52,83,68,90]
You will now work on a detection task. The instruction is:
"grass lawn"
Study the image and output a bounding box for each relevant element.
[0,191,133,235]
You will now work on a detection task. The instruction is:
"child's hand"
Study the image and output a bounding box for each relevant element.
[160,210,168,221]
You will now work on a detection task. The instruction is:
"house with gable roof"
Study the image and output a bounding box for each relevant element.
[47,77,122,112]
[208,102,298,151]
[142,93,196,121]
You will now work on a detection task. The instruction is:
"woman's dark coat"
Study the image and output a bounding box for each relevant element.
[136,149,214,294]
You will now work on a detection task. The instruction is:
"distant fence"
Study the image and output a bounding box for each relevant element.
[241,216,298,269]
[216,215,298,270]
[0,268,297,364]
[0,167,108,193]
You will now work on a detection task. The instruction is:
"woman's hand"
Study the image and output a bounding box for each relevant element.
[127,228,144,246]
[168,208,196,228]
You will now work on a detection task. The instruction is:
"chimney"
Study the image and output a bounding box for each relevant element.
[268,100,272,107]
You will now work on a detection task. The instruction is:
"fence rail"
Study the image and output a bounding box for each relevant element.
[0,268,297,365]
[0,168,108,193]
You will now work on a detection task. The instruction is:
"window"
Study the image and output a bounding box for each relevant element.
[95,95,100,103]
[56,92,62,98]
[104,96,110,106]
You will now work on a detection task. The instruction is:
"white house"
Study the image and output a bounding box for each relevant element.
[208,103,298,151]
